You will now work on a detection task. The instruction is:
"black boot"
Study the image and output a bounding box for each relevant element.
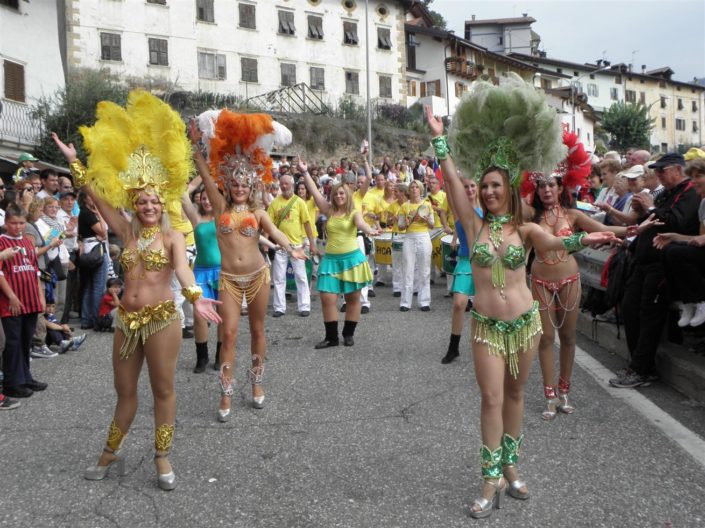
[213,341,222,370]
[193,342,209,373]
[342,320,357,347]
[315,321,339,349]
[441,334,461,364]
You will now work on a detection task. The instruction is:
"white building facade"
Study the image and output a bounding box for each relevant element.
[0,0,66,156]
[66,0,408,111]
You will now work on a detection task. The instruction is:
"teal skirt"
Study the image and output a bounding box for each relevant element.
[317,249,373,294]
[450,256,474,296]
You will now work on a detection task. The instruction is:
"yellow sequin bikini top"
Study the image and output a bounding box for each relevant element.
[120,226,170,274]
[120,247,170,273]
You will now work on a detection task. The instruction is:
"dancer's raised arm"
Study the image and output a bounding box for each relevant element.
[51,132,131,241]
[424,106,479,235]
[188,120,226,216]
[298,159,331,215]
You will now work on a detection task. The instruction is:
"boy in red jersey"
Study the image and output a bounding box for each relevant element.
[0,203,58,398]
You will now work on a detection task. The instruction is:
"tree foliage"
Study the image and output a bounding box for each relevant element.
[421,0,447,29]
[601,102,654,151]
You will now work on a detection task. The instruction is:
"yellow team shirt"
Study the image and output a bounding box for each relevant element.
[387,201,404,234]
[267,195,310,245]
[368,186,385,200]
[401,200,434,234]
[353,190,382,228]
[428,190,450,230]
[166,201,195,246]
[305,197,319,238]
[325,212,359,254]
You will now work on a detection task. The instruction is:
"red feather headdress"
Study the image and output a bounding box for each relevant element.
[520,131,591,199]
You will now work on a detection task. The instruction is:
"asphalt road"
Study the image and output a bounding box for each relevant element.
[2,281,704,528]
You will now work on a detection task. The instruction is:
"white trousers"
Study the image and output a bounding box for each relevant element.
[391,245,404,293]
[401,232,431,308]
[272,248,310,313]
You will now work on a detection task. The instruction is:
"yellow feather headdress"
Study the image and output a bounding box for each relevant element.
[79,90,192,211]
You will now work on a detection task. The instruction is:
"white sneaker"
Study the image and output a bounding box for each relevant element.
[689,302,705,327]
[678,303,696,327]
[59,340,73,354]
[31,345,58,358]
[71,333,87,350]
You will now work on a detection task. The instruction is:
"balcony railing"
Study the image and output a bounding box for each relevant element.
[0,98,42,147]
[245,83,329,115]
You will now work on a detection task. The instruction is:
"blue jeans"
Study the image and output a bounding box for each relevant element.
[79,254,108,327]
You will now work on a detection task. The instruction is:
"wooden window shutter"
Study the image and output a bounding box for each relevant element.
[435,80,441,96]
[3,60,25,102]
[420,82,426,97]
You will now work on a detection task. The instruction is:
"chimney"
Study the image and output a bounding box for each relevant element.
[522,12,528,17]
[641,64,646,73]
[471,14,476,21]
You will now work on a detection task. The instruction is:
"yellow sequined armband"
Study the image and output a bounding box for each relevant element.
[181,285,203,303]
[69,159,87,187]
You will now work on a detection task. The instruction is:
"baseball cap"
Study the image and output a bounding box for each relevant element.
[59,190,77,199]
[623,165,645,179]
[18,152,38,162]
[647,152,686,170]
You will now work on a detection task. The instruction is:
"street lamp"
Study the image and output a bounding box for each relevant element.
[364,0,372,165]
[571,63,612,136]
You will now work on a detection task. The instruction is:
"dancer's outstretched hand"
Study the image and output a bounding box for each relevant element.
[290,247,308,261]
[194,297,222,324]
[584,231,620,247]
[425,105,444,137]
[297,158,308,174]
[51,132,77,163]
[188,118,202,145]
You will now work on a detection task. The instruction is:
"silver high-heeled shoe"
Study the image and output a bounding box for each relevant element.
[542,385,560,421]
[469,477,505,519]
[154,452,176,491]
[558,393,576,414]
[84,448,126,480]
[503,467,530,500]
[218,363,234,422]
[249,358,265,409]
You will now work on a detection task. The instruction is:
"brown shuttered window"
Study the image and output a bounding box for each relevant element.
[4,60,25,102]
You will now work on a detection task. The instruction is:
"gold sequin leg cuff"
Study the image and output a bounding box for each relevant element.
[155,424,175,452]
[106,419,127,452]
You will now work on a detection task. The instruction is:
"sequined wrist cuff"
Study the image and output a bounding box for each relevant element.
[181,285,203,303]
[562,232,587,254]
[69,159,87,187]
[430,135,451,160]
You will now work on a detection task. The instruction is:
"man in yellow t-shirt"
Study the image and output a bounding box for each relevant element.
[427,176,453,233]
[267,174,315,317]
[352,172,382,306]
[367,170,386,200]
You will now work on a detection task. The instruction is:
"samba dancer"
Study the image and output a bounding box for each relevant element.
[299,159,378,348]
[425,76,618,519]
[520,132,630,420]
[441,176,482,364]
[53,91,221,491]
[191,110,305,422]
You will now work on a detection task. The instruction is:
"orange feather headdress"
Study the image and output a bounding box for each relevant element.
[196,109,292,189]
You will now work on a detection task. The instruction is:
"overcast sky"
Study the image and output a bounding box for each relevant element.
[431,0,705,83]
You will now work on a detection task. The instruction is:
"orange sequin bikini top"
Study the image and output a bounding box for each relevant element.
[218,205,260,238]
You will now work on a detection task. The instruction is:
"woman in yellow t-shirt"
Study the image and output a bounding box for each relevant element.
[296,180,320,262]
[299,160,379,348]
[398,180,434,311]
[386,183,408,296]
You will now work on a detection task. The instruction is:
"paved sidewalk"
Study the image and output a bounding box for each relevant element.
[1,284,704,527]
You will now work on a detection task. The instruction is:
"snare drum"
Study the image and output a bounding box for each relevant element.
[440,235,456,274]
[430,228,444,270]
[373,232,393,265]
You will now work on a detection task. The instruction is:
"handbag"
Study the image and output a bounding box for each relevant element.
[49,255,67,281]
[79,242,104,269]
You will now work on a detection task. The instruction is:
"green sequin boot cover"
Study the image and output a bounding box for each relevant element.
[501,432,524,466]
[480,445,503,479]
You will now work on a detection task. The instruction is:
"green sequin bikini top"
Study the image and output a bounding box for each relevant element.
[471,223,525,270]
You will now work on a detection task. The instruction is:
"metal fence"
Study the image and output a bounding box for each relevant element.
[245,83,329,115]
[0,98,41,147]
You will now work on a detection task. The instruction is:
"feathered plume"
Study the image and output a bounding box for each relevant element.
[197,110,292,186]
[448,73,566,186]
[80,90,192,210]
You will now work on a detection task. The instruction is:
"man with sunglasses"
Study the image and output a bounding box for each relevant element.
[610,152,701,389]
